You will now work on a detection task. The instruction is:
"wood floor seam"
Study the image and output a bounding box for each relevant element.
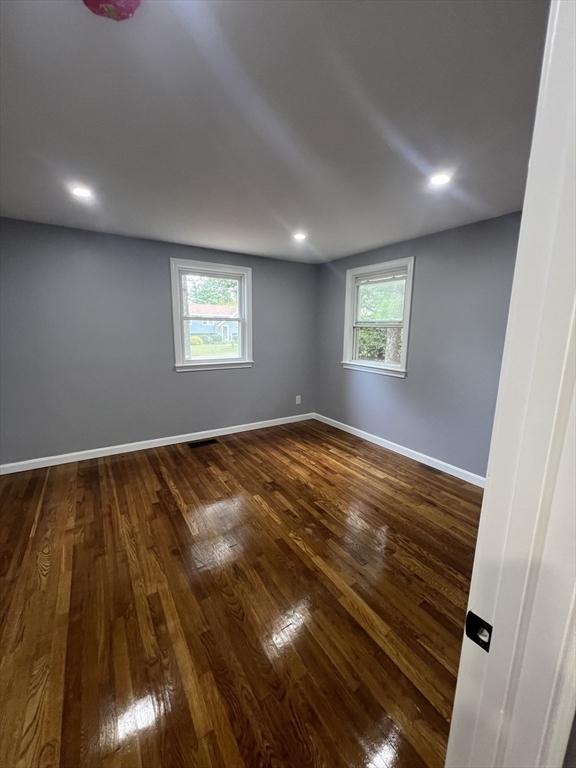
[0,420,481,768]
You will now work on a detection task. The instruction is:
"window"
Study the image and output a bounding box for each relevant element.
[342,256,414,377]
[170,258,253,371]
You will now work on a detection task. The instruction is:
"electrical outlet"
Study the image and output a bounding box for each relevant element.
[295,394,302,405]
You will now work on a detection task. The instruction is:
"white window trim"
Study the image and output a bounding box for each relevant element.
[170,258,253,371]
[342,256,414,377]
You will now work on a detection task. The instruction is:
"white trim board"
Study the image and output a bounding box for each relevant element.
[446,2,576,763]
[312,413,486,487]
[0,414,315,475]
[0,412,485,486]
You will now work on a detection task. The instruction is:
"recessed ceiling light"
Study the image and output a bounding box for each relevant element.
[68,184,94,201]
[292,231,308,242]
[429,172,452,187]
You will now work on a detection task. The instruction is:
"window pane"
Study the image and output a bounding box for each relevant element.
[354,327,403,366]
[182,273,239,318]
[184,319,240,360]
[356,278,405,322]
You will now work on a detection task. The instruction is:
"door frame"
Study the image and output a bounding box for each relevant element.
[446,1,576,766]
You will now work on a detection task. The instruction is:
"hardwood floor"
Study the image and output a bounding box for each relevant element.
[0,420,482,768]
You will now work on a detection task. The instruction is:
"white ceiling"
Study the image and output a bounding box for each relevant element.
[0,0,548,262]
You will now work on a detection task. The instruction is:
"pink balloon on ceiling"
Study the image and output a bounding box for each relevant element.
[82,0,141,22]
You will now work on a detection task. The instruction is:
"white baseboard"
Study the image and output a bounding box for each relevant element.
[0,411,486,487]
[311,413,486,488]
[0,413,316,475]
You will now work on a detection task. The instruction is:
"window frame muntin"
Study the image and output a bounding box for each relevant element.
[342,256,414,377]
[170,258,253,371]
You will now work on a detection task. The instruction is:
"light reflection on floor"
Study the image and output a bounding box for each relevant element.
[186,496,247,534]
[266,598,311,658]
[191,534,241,571]
[186,497,247,572]
[365,725,402,768]
[117,695,160,742]
[346,504,390,557]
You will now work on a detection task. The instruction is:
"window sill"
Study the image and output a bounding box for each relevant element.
[341,361,406,378]
[175,360,254,372]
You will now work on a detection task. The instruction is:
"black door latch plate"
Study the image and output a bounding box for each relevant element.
[465,611,493,652]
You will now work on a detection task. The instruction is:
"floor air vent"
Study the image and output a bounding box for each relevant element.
[187,438,219,448]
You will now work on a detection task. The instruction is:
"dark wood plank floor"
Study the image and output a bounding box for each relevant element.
[0,420,481,768]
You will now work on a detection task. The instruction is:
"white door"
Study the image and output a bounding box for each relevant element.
[446,1,576,766]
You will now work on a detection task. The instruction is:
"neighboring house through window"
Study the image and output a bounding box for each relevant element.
[170,258,253,370]
[342,256,414,377]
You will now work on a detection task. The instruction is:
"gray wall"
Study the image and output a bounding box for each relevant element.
[0,215,519,473]
[0,219,317,463]
[315,213,520,476]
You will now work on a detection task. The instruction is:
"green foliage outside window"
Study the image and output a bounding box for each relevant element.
[184,275,238,308]
[357,279,405,322]
[357,327,402,365]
